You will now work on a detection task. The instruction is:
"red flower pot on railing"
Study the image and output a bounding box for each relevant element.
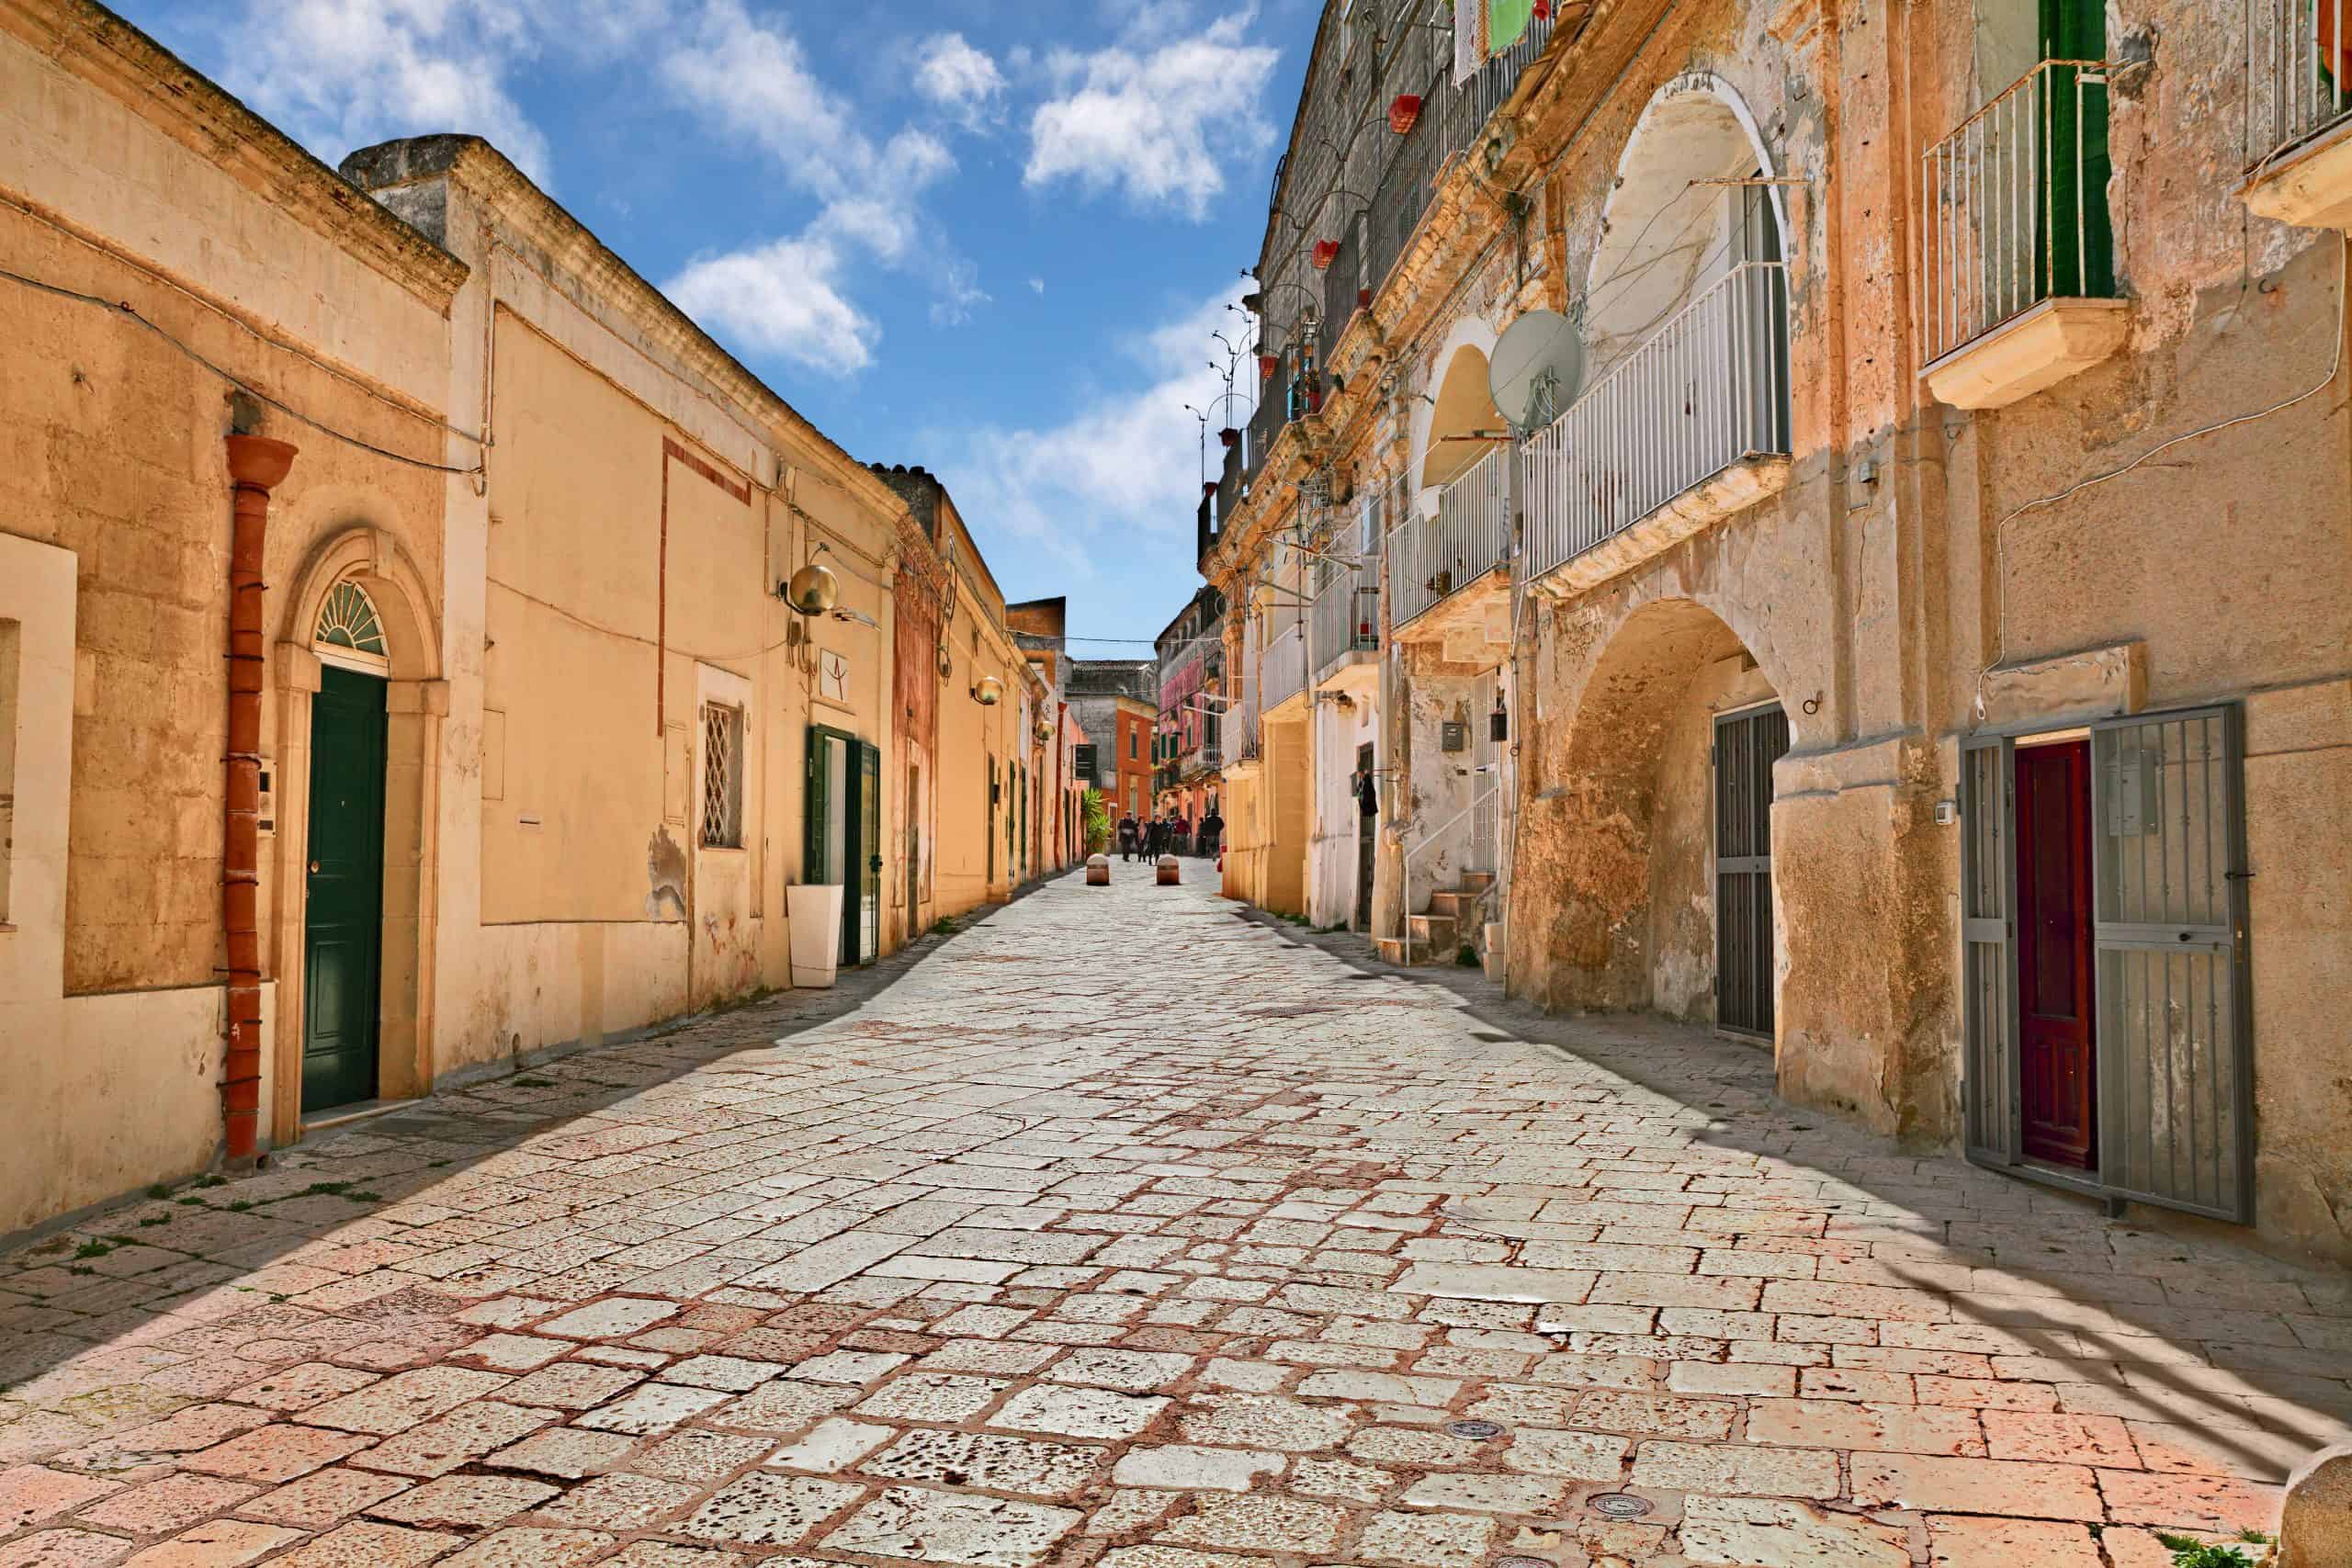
[1218,427,1241,448]
[1389,95,1422,134]
[1203,480,1220,498]
[1259,354,1279,379]
[1311,240,1340,270]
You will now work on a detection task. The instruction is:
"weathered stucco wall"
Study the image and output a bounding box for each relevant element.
[0,5,461,1230]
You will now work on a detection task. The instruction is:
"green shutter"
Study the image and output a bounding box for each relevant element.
[804,728,832,885]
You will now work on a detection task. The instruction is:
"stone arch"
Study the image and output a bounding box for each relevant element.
[1408,314,1501,493]
[267,522,445,1145]
[1529,594,1788,1021]
[1582,73,1787,366]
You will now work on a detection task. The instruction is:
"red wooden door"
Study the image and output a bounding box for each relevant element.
[2016,740,2097,1168]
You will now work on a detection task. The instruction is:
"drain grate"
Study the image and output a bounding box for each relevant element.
[1587,1494,1654,1519]
[1444,1419,1505,1440]
[1493,1557,1555,1568]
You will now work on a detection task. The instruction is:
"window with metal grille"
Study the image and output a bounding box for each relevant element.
[700,702,744,849]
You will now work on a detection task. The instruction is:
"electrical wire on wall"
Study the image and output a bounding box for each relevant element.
[0,261,484,479]
[1975,234,2348,719]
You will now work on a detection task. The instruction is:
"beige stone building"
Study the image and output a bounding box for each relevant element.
[1206,0,2350,1262]
[0,0,1056,1237]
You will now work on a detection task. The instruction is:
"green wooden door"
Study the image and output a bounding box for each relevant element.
[2039,0,2112,301]
[303,666,386,1112]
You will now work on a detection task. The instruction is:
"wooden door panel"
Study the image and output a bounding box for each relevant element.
[303,666,386,1113]
[2015,740,2096,1168]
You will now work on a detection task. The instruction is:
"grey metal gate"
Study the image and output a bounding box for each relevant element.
[2090,706,2253,1222]
[1960,736,2020,1166]
[1714,705,1789,1039]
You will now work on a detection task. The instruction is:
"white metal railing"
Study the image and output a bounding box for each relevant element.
[1394,445,1510,626]
[1261,622,1309,712]
[1229,673,1261,762]
[1311,558,1379,675]
[1524,261,1791,583]
[2251,1,2352,167]
[1919,60,2115,367]
[1401,777,1499,967]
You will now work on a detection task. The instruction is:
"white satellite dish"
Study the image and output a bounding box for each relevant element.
[1488,310,1585,432]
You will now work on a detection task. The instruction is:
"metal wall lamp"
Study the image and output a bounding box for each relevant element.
[782,541,840,615]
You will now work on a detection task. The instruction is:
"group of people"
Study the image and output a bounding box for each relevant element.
[1117,806,1222,862]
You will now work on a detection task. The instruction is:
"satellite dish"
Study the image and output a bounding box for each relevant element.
[1488,310,1585,432]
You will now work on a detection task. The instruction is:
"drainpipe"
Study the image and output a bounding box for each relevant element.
[222,431,298,1163]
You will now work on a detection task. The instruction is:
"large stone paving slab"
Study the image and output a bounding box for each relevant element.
[1,868,2346,1564]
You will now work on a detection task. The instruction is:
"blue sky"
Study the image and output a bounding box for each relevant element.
[116,0,1313,649]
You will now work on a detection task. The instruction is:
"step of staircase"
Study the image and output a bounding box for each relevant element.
[1406,912,1458,950]
[1425,889,1480,920]
[1454,871,1496,895]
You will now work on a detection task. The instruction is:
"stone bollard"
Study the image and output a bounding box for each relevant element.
[1086,854,1111,887]
[1156,854,1180,886]
[2279,1442,2352,1567]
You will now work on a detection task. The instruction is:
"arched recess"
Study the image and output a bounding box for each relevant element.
[1408,314,1502,493]
[1534,596,1790,1027]
[1582,73,1789,368]
[269,524,445,1146]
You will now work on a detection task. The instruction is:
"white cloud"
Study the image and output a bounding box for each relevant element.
[939,286,1256,570]
[914,33,1006,129]
[665,236,876,376]
[1024,13,1278,220]
[1030,277,1047,295]
[216,0,557,183]
[931,260,991,327]
[656,1,986,372]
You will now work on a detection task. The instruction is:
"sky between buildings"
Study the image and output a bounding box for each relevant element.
[116,0,1314,652]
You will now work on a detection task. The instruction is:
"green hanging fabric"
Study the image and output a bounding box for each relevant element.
[1487,0,1532,54]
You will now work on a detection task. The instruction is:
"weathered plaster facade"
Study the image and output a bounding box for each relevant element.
[1204,0,2351,1262]
[0,1,1066,1238]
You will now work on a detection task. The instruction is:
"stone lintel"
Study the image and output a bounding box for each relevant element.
[1979,640,2147,729]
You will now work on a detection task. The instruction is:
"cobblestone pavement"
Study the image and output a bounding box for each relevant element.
[4,869,2346,1568]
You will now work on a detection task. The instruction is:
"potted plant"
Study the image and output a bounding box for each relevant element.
[1218,427,1241,448]
[1311,239,1340,270]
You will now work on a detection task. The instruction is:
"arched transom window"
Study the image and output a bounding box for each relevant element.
[313,581,389,674]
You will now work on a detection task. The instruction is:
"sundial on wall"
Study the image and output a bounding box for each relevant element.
[820,650,851,705]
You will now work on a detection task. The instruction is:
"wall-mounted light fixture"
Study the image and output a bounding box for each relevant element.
[971,673,1004,707]
[782,541,840,615]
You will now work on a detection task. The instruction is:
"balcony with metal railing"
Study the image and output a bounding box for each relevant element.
[1261,622,1310,717]
[1310,558,1380,693]
[1228,673,1261,766]
[1392,444,1510,641]
[1523,261,1792,596]
[2243,0,2352,230]
[1918,60,2127,409]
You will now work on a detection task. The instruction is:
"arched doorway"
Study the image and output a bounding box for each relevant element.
[273,524,442,1144]
[1541,598,1788,1034]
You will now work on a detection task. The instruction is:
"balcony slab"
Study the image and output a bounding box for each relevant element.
[1530,456,1793,602]
[2242,113,2352,231]
[1921,297,2129,411]
[1394,567,1509,650]
[1314,649,1380,702]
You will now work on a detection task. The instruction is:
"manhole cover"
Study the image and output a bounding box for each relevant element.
[1494,1557,1554,1568]
[1588,1494,1653,1519]
[1444,1419,1505,1440]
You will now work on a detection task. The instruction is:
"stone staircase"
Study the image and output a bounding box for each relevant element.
[1375,872,1495,967]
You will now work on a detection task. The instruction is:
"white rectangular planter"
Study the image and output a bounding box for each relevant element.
[786,884,844,988]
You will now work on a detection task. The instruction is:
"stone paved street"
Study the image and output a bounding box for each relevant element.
[3,870,2346,1567]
